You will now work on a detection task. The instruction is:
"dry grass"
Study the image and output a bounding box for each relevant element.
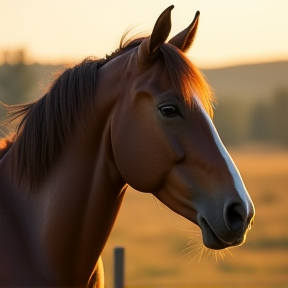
[102,146,288,288]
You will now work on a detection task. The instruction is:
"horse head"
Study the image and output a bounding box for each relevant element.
[111,6,255,250]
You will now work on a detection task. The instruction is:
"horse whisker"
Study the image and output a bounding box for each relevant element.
[225,248,234,258]
[152,196,192,232]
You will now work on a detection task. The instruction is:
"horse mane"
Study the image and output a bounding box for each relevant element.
[0,133,15,159]
[0,58,99,188]
[0,32,214,189]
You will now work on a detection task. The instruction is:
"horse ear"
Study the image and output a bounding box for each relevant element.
[149,5,174,54]
[168,11,200,52]
[138,5,173,61]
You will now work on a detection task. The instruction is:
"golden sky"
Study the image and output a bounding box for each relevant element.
[1,0,288,68]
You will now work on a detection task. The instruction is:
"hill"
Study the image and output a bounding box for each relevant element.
[202,61,288,100]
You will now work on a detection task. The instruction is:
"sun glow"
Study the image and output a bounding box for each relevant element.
[1,0,287,68]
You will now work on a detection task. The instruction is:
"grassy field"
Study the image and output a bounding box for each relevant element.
[102,146,288,288]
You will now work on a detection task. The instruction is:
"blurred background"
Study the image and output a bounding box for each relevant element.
[1,0,287,287]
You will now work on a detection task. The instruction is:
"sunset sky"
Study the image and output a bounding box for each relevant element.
[1,0,288,68]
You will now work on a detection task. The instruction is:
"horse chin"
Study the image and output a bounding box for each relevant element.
[199,217,245,250]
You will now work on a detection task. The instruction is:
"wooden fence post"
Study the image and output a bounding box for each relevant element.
[114,247,125,288]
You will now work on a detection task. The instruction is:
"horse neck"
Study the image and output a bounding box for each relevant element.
[0,63,128,285]
[37,74,128,283]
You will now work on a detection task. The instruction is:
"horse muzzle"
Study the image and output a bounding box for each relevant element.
[197,201,255,250]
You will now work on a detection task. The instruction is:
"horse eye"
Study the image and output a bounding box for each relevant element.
[159,105,181,117]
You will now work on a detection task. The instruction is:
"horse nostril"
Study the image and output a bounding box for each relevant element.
[224,203,246,233]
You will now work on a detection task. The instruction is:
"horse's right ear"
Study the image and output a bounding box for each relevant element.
[168,11,200,52]
[138,5,173,62]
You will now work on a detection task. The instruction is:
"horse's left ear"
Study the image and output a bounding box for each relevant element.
[168,11,200,52]
[138,5,173,61]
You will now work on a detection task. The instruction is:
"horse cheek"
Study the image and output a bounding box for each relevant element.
[111,115,170,192]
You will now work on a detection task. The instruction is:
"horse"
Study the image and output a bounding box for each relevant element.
[0,5,255,287]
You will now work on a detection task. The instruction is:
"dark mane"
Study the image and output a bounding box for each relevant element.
[1,58,99,187]
[0,33,214,189]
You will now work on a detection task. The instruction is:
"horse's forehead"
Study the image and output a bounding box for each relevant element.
[134,57,174,93]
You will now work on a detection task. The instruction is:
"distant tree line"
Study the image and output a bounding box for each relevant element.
[0,50,287,147]
[214,88,288,147]
[0,50,33,105]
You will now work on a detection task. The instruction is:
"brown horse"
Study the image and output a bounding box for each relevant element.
[0,6,255,287]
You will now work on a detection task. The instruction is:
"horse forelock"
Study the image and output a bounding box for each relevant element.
[159,43,215,118]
